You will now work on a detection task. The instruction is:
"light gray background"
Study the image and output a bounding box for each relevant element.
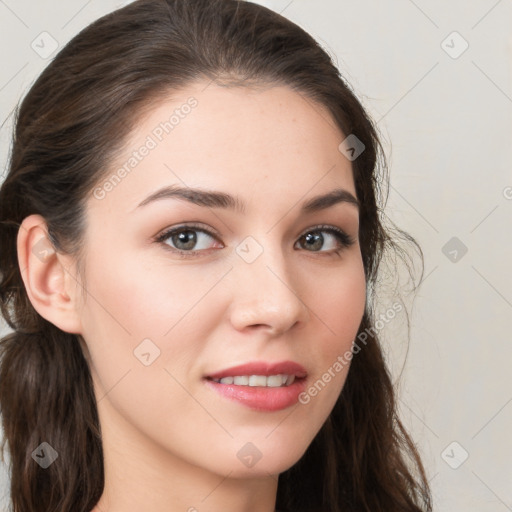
[1,1,511,511]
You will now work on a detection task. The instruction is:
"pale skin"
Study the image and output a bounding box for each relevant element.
[17,81,366,512]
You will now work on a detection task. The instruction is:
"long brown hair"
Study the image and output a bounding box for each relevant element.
[0,0,432,510]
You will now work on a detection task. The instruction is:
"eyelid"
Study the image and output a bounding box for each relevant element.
[154,222,222,247]
[297,223,353,241]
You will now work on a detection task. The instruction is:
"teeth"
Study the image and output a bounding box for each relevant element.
[249,375,267,386]
[266,375,283,387]
[212,374,297,387]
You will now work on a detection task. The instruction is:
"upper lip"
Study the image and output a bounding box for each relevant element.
[206,361,307,380]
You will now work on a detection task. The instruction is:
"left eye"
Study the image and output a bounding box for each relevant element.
[295,228,353,252]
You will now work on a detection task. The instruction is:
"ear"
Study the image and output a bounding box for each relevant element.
[17,214,83,334]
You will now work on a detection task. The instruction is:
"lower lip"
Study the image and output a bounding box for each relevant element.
[204,377,307,412]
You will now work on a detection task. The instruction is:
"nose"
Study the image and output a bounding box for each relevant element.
[228,242,310,336]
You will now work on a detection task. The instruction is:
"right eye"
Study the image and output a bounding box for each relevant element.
[155,224,223,257]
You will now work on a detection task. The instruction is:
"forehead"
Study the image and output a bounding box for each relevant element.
[90,81,356,216]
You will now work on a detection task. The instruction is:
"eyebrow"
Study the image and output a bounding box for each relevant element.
[134,185,360,214]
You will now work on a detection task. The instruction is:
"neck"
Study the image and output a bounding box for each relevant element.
[92,398,279,512]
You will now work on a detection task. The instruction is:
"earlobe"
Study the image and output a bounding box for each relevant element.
[17,214,83,334]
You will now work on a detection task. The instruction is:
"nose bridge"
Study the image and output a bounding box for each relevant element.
[228,234,309,333]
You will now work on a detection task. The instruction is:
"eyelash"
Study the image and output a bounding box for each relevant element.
[154,222,355,258]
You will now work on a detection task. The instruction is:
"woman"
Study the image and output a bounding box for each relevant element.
[0,0,432,511]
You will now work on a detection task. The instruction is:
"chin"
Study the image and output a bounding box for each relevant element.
[220,437,311,478]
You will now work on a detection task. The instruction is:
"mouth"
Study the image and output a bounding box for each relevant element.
[204,360,307,384]
[203,361,308,411]
[205,374,304,387]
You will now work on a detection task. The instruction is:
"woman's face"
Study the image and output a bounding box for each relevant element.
[76,81,366,478]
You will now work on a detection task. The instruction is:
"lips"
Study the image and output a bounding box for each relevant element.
[204,361,308,411]
[205,361,307,380]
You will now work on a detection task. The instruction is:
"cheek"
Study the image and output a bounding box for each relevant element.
[313,257,366,351]
[324,271,365,327]
[297,257,366,410]
[75,252,224,444]
[81,246,224,330]
[77,251,232,379]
